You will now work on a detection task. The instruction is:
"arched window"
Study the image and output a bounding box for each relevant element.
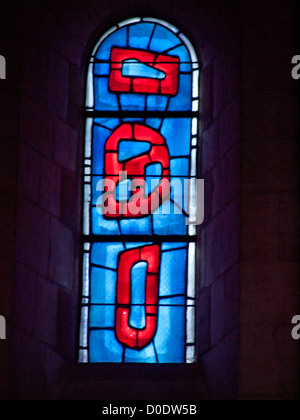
[79,17,200,364]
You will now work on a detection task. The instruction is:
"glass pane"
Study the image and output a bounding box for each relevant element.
[170,44,192,73]
[95,27,128,60]
[82,18,199,364]
[90,330,123,363]
[149,25,181,52]
[168,74,192,111]
[83,242,190,363]
[124,344,157,363]
[94,77,119,111]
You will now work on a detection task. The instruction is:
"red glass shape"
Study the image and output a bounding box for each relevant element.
[115,245,160,349]
[109,47,179,96]
[104,123,170,219]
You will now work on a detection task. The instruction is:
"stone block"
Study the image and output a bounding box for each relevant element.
[61,170,80,228]
[47,50,69,120]
[15,198,50,276]
[40,157,61,217]
[202,118,219,174]
[13,263,37,334]
[56,289,78,359]
[213,50,227,119]
[212,144,240,217]
[48,218,74,289]
[54,118,78,173]
[34,277,58,346]
[18,143,40,203]
[198,287,210,355]
[204,197,240,285]
[219,95,240,157]
[224,263,239,334]
[20,97,54,159]
[210,277,225,346]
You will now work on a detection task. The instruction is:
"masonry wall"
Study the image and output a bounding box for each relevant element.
[0,0,298,400]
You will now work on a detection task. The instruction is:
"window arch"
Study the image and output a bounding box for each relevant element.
[79,17,200,364]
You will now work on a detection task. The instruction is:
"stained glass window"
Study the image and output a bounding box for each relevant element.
[79,18,199,364]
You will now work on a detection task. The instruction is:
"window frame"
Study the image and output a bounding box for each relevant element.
[79,16,202,366]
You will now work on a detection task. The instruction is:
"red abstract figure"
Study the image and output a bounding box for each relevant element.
[115,245,160,350]
[109,47,179,96]
[103,123,170,218]
[115,244,160,349]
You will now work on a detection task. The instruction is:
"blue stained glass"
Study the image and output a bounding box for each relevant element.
[120,216,152,236]
[91,243,124,269]
[129,305,146,330]
[92,207,121,235]
[119,141,151,162]
[146,95,169,112]
[116,178,132,201]
[131,262,147,305]
[122,60,165,79]
[124,343,157,363]
[94,77,119,111]
[153,200,187,236]
[146,163,162,177]
[149,25,181,53]
[123,118,144,123]
[145,176,161,196]
[89,305,115,328]
[82,18,198,364]
[92,177,101,205]
[128,23,155,50]
[120,93,146,111]
[94,62,110,76]
[90,330,123,363]
[170,177,189,213]
[154,306,185,363]
[168,74,192,111]
[161,118,191,157]
[170,158,189,176]
[95,117,120,131]
[159,249,187,296]
[95,27,128,60]
[161,242,186,251]
[169,44,192,73]
[159,296,185,306]
[124,242,152,250]
[145,118,163,130]
[90,267,117,304]
[92,125,110,175]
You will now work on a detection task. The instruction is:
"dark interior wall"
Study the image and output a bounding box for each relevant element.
[0,0,298,400]
[239,0,300,400]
